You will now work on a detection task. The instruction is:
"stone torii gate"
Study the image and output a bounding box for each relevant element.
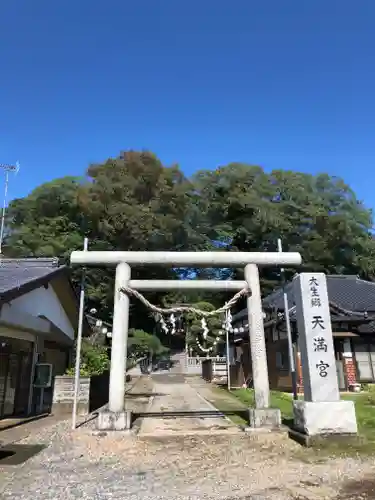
[70,250,302,430]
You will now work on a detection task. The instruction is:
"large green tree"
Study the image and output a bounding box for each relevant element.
[192,164,375,308]
[4,176,85,259]
[4,151,209,329]
[5,152,375,334]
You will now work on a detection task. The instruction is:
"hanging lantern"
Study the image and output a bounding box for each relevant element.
[226,309,233,332]
[170,313,176,335]
[201,317,209,340]
[195,338,213,353]
[159,315,169,335]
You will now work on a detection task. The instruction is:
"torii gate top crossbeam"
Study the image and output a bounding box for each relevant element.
[70,250,302,267]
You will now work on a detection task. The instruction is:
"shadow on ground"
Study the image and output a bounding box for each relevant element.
[282,417,294,428]
[126,392,165,398]
[133,408,250,421]
[339,477,375,499]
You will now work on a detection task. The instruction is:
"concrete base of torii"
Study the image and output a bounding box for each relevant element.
[248,408,281,428]
[96,408,282,431]
[97,410,132,431]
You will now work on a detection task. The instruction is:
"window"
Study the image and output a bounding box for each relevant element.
[353,340,375,381]
[272,328,279,342]
[276,349,289,371]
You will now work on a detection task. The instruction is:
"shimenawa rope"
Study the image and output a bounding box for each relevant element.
[119,286,251,317]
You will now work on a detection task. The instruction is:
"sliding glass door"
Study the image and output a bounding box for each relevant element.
[0,336,33,418]
[353,339,375,382]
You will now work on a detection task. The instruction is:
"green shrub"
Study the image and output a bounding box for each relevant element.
[128,328,169,360]
[65,339,110,377]
[367,384,375,405]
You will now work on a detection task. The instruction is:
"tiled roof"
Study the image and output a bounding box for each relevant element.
[263,275,375,313]
[0,257,64,298]
[232,274,375,336]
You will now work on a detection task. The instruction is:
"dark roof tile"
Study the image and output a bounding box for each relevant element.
[263,275,375,313]
[0,258,64,298]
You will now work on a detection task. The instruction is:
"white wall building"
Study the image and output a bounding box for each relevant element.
[0,258,89,419]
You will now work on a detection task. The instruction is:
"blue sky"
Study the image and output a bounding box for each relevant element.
[1,1,375,210]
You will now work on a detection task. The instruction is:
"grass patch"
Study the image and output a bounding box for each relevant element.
[341,393,375,446]
[205,387,249,426]
[207,386,297,427]
[230,388,375,456]
[230,388,296,426]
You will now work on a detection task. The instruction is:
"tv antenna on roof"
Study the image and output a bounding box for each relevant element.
[0,162,20,254]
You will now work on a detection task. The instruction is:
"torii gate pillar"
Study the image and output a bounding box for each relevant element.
[109,263,131,413]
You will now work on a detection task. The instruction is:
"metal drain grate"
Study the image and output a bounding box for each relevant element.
[0,444,46,466]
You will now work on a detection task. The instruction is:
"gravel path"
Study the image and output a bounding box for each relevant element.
[1,417,375,499]
[1,375,375,499]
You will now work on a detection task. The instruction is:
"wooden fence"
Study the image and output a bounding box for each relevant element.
[187,356,227,381]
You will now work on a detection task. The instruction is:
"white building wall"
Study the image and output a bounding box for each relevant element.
[8,285,75,340]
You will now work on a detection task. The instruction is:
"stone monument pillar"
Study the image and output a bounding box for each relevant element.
[292,273,357,441]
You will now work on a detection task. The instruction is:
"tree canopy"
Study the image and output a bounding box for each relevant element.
[5,150,375,349]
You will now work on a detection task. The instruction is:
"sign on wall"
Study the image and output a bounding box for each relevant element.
[33,363,53,388]
[293,273,340,402]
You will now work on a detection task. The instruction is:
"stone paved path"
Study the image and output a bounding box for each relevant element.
[138,373,242,437]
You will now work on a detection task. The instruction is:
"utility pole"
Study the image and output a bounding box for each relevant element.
[72,237,89,430]
[0,162,19,254]
[277,238,298,400]
[225,304,231,391]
